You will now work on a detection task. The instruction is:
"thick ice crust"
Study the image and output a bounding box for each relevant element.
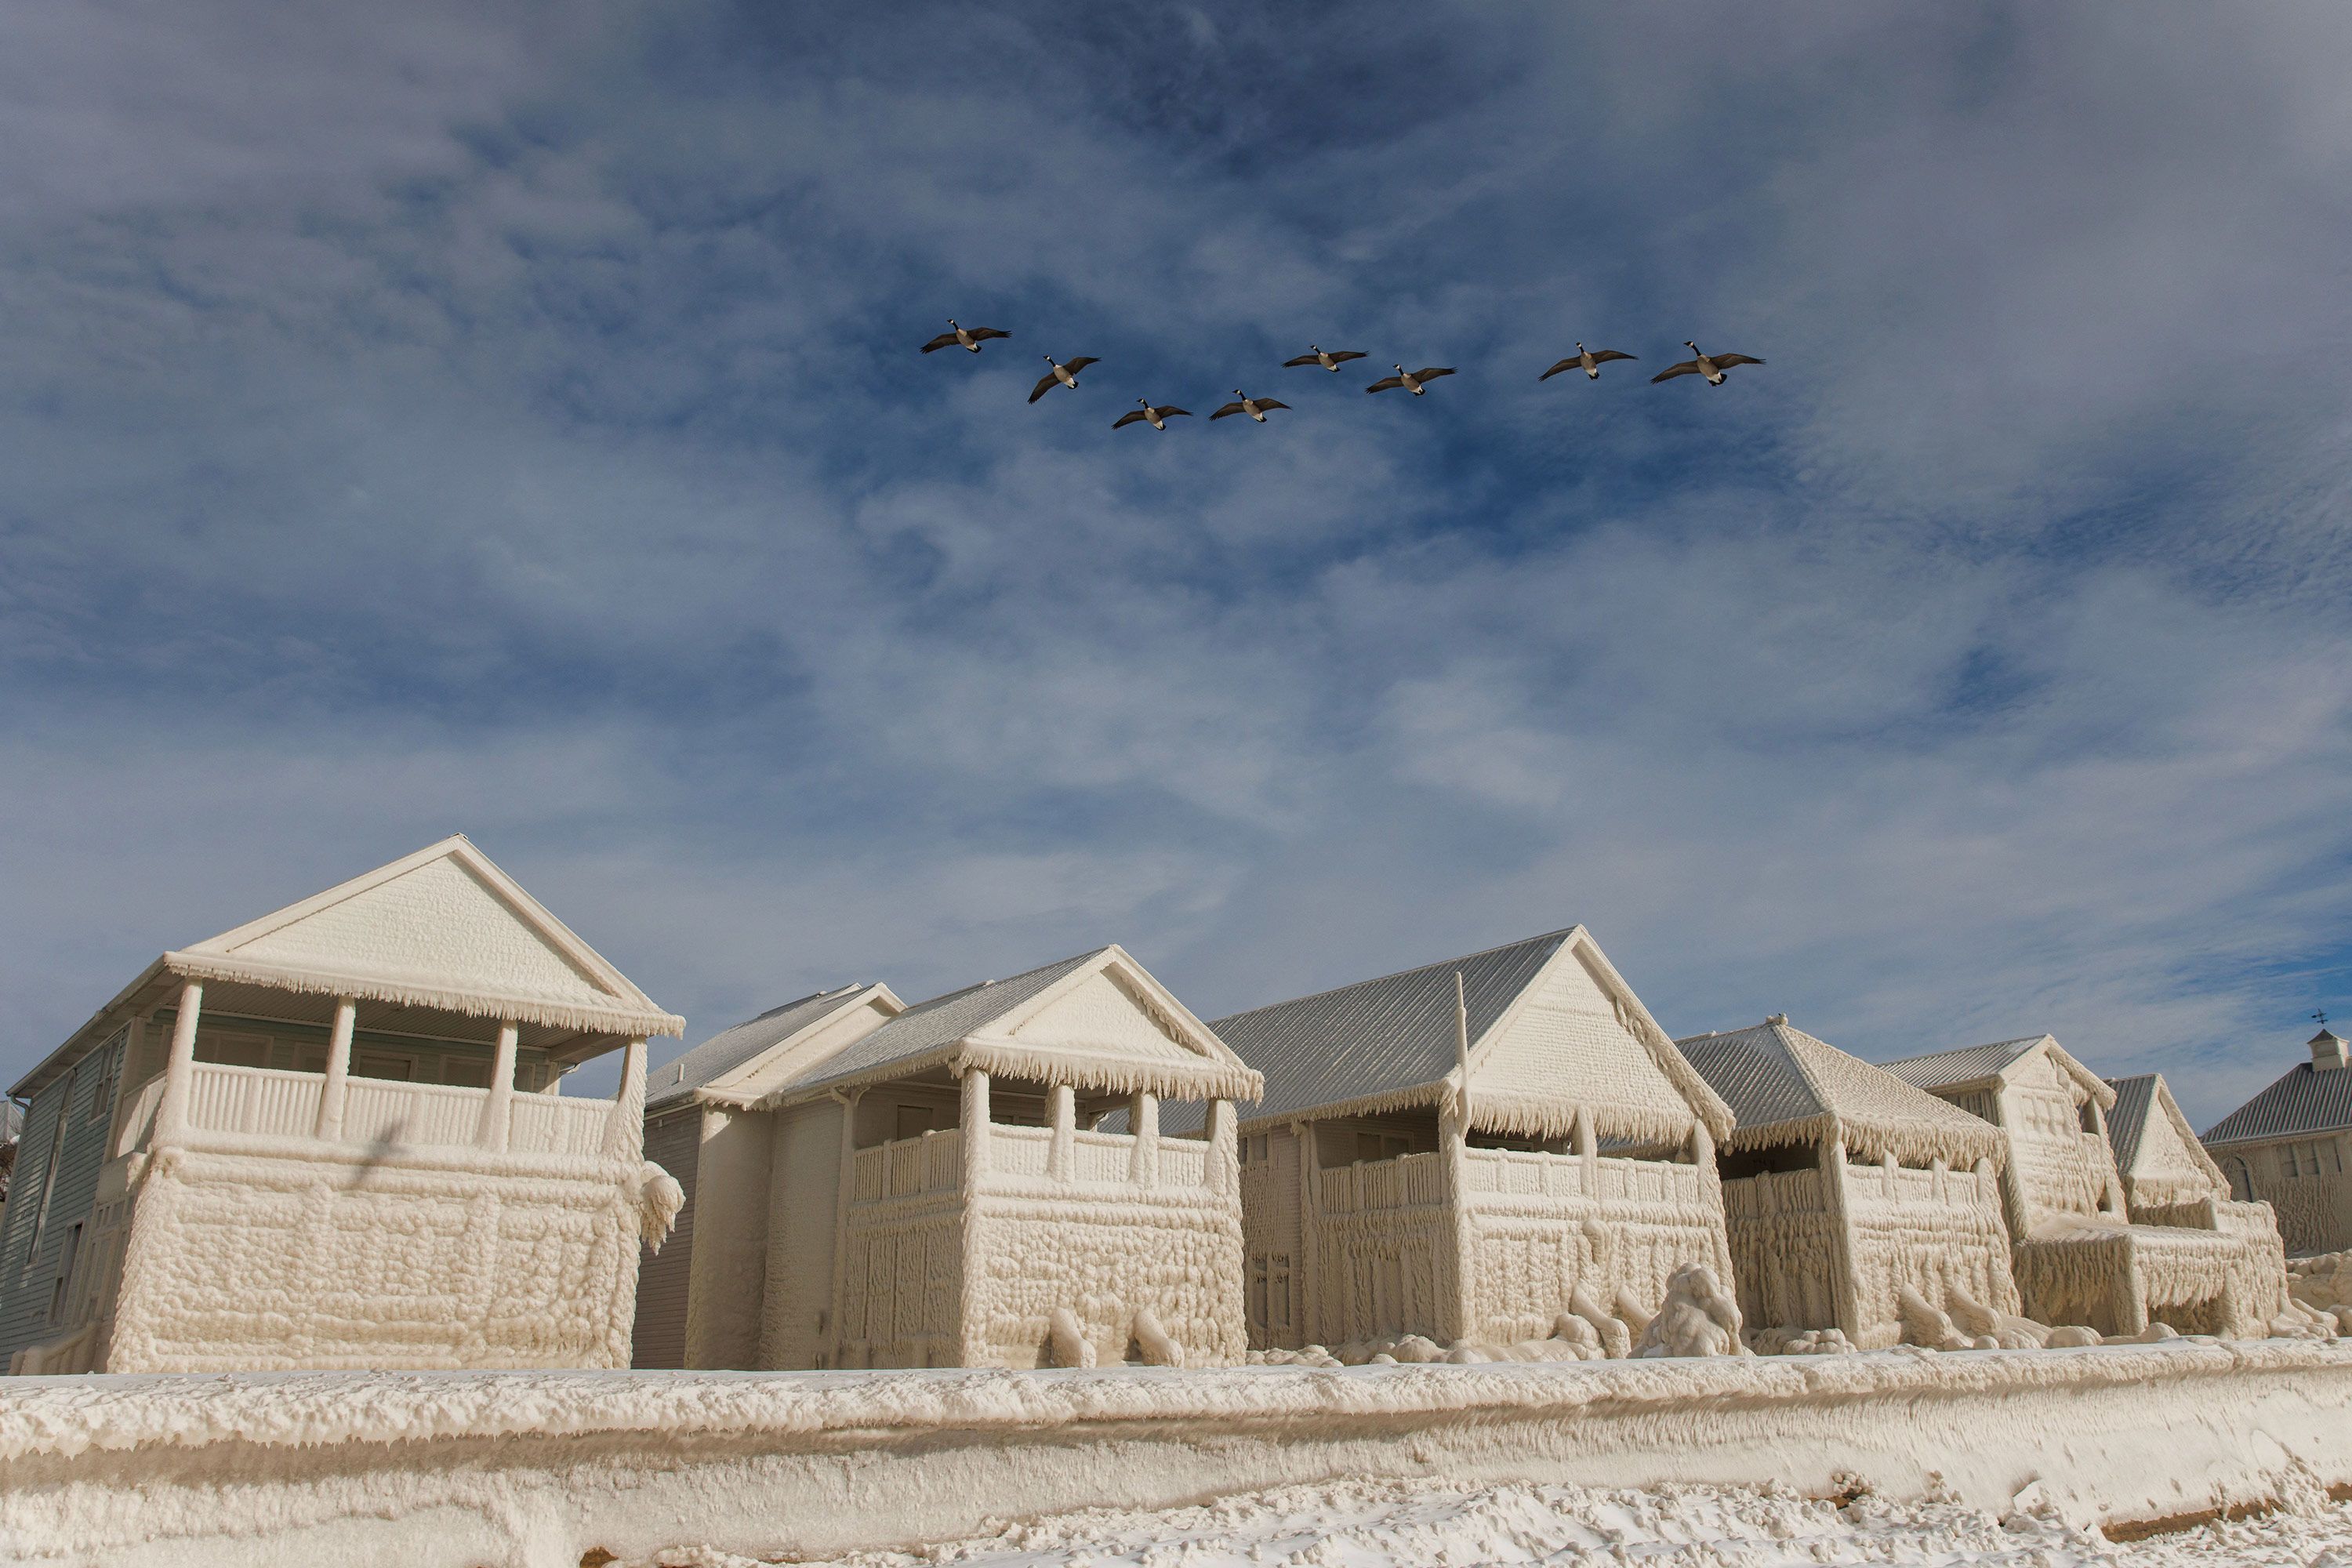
[4,1341,2349,1567]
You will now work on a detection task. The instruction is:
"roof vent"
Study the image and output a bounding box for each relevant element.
[2312,1029,2348,1073]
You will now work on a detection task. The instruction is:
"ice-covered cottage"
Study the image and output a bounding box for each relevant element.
[0,837,684,1374]
[1192,927,1737,1352]
[634,946,1261,1370]
[1884,1037,2266,1337]
[2201,1030,2352,1256]
[1677,1018,2019,1348]
[2104,1072,2289,1323]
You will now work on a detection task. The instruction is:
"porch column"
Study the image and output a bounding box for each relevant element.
[1127,1090,1159,1186]
[826,1088,862,1367]
[151,981,205,1142]
[314,996,357,1142]
[1295,1120,1322,1346]
[477,1021,519,1152]
[1819,1138,1860,1337]
[961,1068,991,1186]
[1207,1098,1236,1195]
[1439,1105,1474,1342]
[1048,1083,1076,1182]
[601,1037,647,1159]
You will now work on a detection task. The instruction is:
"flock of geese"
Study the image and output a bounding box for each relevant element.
[918,319,1766,430]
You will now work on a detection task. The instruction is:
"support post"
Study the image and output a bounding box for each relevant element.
[314,996,357,1142]
[1295,1120,1321,1348]
[826,1089,862,1368]
[602,1038,647,1159]
[1128,1090,1159,1186]
[1439,1103,1474,1343]
[961,1068,991,1187]
[151,981,205,1143]
[1819,1137,1860,1338]
[1048,1083,1076,1182]
[478,1021,519,1152]
[1207,1098,1236,1195]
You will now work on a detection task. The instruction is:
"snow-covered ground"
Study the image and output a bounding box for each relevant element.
[652,1475,2352,1568]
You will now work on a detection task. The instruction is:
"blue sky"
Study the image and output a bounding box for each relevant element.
[4,5,2350,1124]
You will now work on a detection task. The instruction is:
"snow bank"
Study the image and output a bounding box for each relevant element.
[4,1341,2349,1568]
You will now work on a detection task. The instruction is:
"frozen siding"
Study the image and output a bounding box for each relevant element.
[632,1107,702,1368]
[0,1036,121,1366]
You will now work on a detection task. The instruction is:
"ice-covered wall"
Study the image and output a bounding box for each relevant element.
[2215,1134,2352,1255]
[1840,1158,2020,1348]
[107,1141,652,1371]
[965,1189,1245,1367]
[6,1342,2350,1568]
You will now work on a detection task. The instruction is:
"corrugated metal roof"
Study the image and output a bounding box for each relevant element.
[786,949,1109,1095]
[1880,1037,2046,1093]
[646,985,869,1112]
[1679,1020,2003,1156]
[2105,1073,2157,1174]
[1156,930,1576,1134]
[2203,1061,2352,1144]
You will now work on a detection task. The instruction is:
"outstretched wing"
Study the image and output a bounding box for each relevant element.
[1065,356,1100,372]
[967,327,1011,342]
[1253,398,1288,412]
[920,332,960,353]
[1282,353,1321,367]
[1210,401,1245,419]
[1412,367,1455,382]
[1592,349,1635,363]
[1367,376,1405,393]
[1112,410,1146,428]
[1651,360,1700,383]
[1029,372,1062,403]
[1328,350,1367,363]
[1710,353,1764,368]
[1540,358,1579,381]
[1160,407,1192,418]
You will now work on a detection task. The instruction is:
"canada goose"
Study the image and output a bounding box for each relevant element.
[1282,344,1368,372]
[1112,399,1192,431]
[1367,365,1456,396]
[1210,390,1289,423]
[1541,343,1638,381]
[920,319,1011,354]
[1028,355,1101,403]
[1651,342,1765,386]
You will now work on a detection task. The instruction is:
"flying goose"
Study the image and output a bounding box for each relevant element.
[1283,344,1368,371]
[920,319,1011,354]
[1112,399,1192,430]
[1210,390,1289,423]
[1541,343,1638,381]
[1028,355,1101,403]
[1367,364,1456,395]
[1651,342,1765,386]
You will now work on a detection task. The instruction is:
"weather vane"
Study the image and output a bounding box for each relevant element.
[2315,1009,2329,1029]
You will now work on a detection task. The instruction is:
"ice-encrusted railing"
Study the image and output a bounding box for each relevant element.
[852,1128,964,1203]
[117,1062,608,1160]
[1319,1151,1446,1215]
[855,1124,1218,1200]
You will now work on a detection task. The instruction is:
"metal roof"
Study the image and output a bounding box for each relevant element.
[2203,1061,2352,1145]
[2104,1073,2158,1174]
[786,949,1109,1095]
[1880,1037,2047,1092]
[1156,930,1575,1134]
[646,985,869,1113]
[1679,1019,2004,1160]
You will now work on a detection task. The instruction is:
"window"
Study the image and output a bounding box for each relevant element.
[895,1102,944,1141]
[352,1052,415,1082]
[88,1049,120,1126]
[18,1071,74,1279]
[1247,1254,1269,1335]
[194,1033,270,1069]
[1269,1252,1294,1333]
[48,1224,83,1326]
[2078,1101,2098,1134]
[441,1057,494,1089]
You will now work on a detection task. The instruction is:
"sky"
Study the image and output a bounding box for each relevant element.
[4,4,2350,1126]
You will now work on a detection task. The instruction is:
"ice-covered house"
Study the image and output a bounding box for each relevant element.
[1195,927,1738,1352]
[0,837,684,1375]
[634,946,1261,1371]
[1677,1017,2019,1348]
[2201,1029,2352,1256]
[1884,1036,2263,1337]
[2105,1072,2289,1325]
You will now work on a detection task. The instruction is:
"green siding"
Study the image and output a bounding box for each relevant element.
[0,1034,122,1366]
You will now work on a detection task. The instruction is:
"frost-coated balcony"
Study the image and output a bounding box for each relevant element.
[114,1060,611,1161]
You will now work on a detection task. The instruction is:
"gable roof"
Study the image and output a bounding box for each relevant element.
[646,984,882,1114]
[162,836,684,1039]
[1186,927,1732,1142]
[755,946,1261,1108]
[2203,1061,2352,1145]
[1882,1034,2116,1110]
[1678,1018,2005,1167]
[2104,1073,2227,1189]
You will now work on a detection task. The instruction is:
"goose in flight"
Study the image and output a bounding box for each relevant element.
[1112,399,1192,430]
[1651,342,1765,386]
[1367,364,1456,395]
[1283,345,1368,372]
[1541,343,1637,381]
[1029,355,1100,403]
[1210,390,1289,423]
[920,320,1011,354]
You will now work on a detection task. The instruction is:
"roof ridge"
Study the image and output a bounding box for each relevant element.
[897,946,1112,1018]
[1214,928,1576,1025]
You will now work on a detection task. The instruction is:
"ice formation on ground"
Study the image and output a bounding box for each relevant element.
[642,1472,2352,1568]
[1635,1262,1748,1357]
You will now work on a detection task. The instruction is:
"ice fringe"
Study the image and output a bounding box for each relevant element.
[636,1163,686,1254]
